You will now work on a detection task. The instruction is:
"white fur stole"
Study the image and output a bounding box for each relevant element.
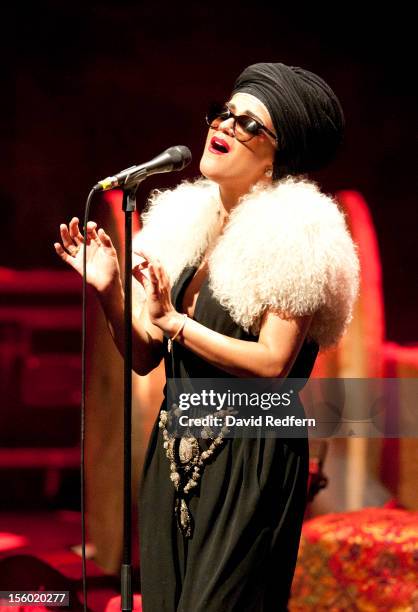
[133,177,360,350]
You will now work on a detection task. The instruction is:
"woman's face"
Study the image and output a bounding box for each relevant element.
[199,92,277,192]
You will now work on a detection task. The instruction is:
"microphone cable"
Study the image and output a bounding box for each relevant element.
[80,188,96,612]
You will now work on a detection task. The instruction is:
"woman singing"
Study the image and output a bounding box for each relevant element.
[55,62,359,611]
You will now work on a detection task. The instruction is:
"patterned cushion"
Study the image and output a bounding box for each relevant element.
[290,508,418,610]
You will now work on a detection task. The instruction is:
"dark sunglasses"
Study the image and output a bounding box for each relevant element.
[206,102,278,145]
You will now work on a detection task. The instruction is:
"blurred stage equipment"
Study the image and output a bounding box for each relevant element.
[0,268,82,502]
[308,189,418,514]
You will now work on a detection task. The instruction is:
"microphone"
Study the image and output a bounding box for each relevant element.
[93,145,192,192]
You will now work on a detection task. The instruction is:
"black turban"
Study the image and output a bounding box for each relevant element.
[232,62,345,179]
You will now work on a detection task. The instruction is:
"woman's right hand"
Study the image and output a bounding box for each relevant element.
[54,217,121,293]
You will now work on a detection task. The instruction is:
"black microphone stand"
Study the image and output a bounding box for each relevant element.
[120,185,139,612]
[91,147,191,610]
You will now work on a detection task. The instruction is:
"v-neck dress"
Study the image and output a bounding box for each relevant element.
[138,265,319,612]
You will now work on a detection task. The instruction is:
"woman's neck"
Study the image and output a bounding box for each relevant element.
[218,182,250,216]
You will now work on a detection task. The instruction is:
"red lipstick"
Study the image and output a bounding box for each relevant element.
[209,136,231,155]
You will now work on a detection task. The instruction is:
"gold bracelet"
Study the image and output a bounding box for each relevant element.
[167,313,188,353]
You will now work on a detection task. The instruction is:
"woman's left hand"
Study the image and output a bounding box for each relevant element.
[132,250,179,333]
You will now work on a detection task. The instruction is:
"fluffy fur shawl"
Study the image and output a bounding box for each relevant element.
[132,176,360,350]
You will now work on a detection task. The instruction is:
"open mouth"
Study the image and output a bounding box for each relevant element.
[209,136,230,155]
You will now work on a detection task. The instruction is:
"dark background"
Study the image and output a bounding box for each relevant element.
[2,2,416,343]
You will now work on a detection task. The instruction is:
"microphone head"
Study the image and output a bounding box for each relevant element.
[165,145,192,171]
[94,145,193,190]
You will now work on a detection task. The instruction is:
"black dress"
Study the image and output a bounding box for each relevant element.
[139,265,319,612]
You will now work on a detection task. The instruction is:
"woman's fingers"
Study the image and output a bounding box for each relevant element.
[60,224,74,249]
[158,264,170,287]
[69,217,84,244]
[133,268,150,288]
[54,241,77,266]
[58,218,104,259]
[148,265,161,297]
[86,221,101,245]
[97,227,113,248]
[148,264,158,286]
[60,223,82,256]
[133,248,160,280]
[133,247,155,266]
[132,252,148,270]
[132,254,172,312]
[133,249,168,288]
[152,261,166,291]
